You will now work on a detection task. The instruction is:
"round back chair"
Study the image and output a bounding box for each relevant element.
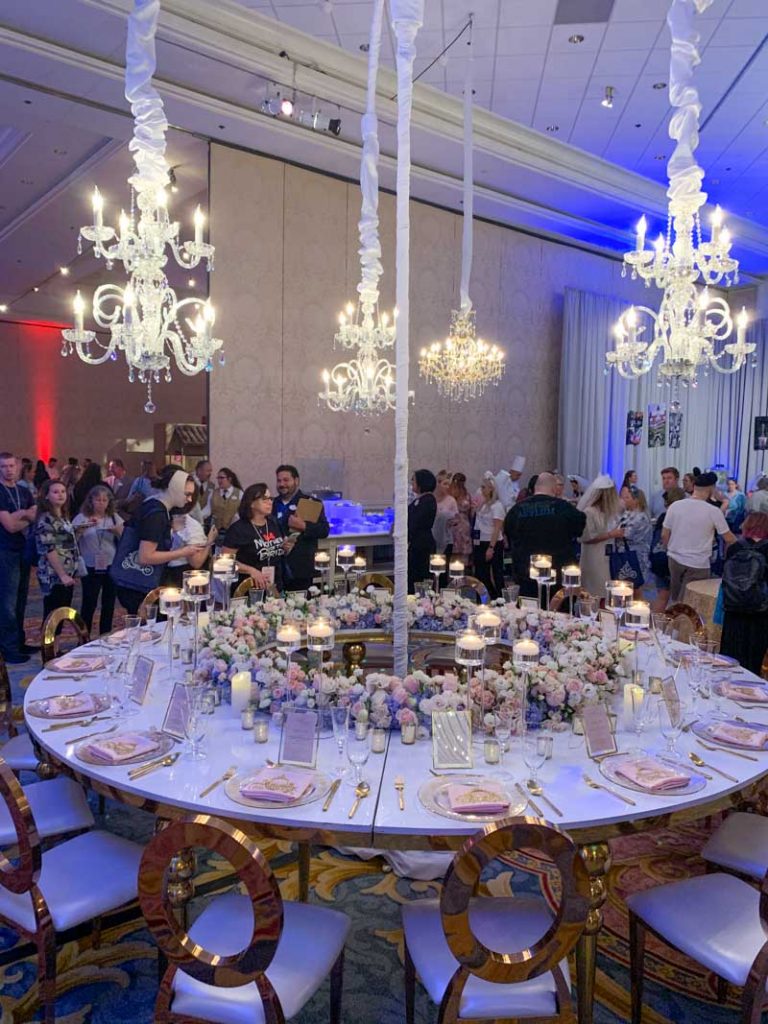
[138,587,163,623]
[233,577,280,601]
[453,576,489,604]
[40,607,90,664]
[356,573,394,593]
[664,603,705,644]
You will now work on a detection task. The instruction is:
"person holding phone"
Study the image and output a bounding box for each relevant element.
[163,478,218,589]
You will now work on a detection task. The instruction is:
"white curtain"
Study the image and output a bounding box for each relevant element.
[558,286,768,490]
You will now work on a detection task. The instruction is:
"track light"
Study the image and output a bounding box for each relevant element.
[601,85,615,109]
[280,95,295,117]
[297,109,342,136]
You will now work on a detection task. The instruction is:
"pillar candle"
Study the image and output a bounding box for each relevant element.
[231,671,252,714]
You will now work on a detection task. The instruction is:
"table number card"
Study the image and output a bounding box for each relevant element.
[278,708,319,768]
[519,597,539,612]
[432,710,474,770]
[599,611,618,642]
[130,655,154,705]
[582,704,618,760]
[160,683,188,740]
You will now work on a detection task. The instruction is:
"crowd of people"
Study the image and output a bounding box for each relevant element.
[1,448,767,679]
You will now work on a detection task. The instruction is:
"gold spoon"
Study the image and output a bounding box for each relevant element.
[527,780,563,817]
[688,751,738,782]
[348,780,370,819]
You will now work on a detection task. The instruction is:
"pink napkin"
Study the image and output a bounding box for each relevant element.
[447,783,510,814]
[46,694,97,717]
[107,629,156,645]
[85,733,159,764]
[48,655,106,672]
[239,768,313,804]
[615,757,690,792]
[710,722,768,749]
[719,682,768,703]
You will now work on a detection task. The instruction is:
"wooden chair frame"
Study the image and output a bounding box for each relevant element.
[40,608,89,665]
[405,817,590,1024]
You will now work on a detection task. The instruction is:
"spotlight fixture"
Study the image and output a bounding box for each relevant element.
[168,166,179,193]
[297,109,342,136]
[187,278,196,287]
[568,33,584,44]
[33,287,39,293]
[0,304,7,313]
[59,266,70,276]
[601,85,615,109]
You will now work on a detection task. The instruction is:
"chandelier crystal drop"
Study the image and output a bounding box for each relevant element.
[607,0,753,395]
[419,309,504,400]
[61,0,222,414]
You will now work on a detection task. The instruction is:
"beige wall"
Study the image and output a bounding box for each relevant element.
[0,319,206,471]
[209,143,649,504]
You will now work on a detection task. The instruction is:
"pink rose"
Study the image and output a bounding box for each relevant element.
[403,675,421,695]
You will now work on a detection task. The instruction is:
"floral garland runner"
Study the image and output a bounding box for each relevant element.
[196,590,626,728]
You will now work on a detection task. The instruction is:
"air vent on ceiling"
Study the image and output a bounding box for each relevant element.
[554,0,615,24]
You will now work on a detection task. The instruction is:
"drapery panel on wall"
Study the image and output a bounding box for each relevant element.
[558,286,768,490]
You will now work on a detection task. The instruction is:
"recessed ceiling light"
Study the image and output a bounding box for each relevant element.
[653,81,666,90]
[359,42,369,52]
[19,178,33,185]
[59,266,70,276]
[0,305,7,313]
[725,166,732,171]
[187,278,196,287]
[33,287,39,293]
[545,124,560,132]
[23,99,31,105]
[634,122,642,128]
[568,33,584,44]
[218,124,225,130]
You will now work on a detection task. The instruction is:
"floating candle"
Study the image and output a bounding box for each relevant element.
[276,624,301,645]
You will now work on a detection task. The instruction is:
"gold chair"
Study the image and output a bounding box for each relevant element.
[664,603,705,644]
[0,653,38,772]
[356,572,394,593]
[137,587,163,623]
[233,577,280,601]
[138,814,350,1023]
[454,576,490,604]
[402,818,590,1024]
[548,588,592,614]
[0,756,141,1024]
[40,608,89,665]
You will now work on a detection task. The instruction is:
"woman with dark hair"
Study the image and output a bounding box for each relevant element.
[221,483,291,591]
[515,474,539,503]
[720,512,768,675]
[621,470,638,491]
[211,467,243,532]
[408,469,437,593]
[34,479,80,619]
[112,465,203,614]
[164,478,217,588]
[71,462,102,516]
[72,484,123,633]
[33,459,49,490]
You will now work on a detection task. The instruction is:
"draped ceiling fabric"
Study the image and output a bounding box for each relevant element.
[558,287,768,490]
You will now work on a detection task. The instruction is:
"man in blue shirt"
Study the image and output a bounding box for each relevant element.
[273,465,330,593]
[0,451,37,663]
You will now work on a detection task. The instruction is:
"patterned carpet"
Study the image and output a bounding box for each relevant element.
[2,583,764,1022]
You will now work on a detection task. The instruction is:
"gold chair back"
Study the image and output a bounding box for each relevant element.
[40,607,90,664]
[356,573,394,593]
[233,577,280,601]
[549,588,593,614]
[664,603,705,644]
[139,815,284,1022]
[138,587,163,623]
[0,755,41,897]
[454,576,489,604]
[0,654,16,740]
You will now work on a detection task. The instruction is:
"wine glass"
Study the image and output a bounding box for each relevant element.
[144,601,159,630]
[658,697,690,760]
[692,636,725,719]
[522,721,547,788]
[331,705,349,778]
[346,726,371,785]
[183,686,208,761]
[578,596,600,624]
[493,711,513,764]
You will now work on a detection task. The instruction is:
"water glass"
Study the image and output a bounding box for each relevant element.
[578,597,600,623]
[522,723,547,785]
[658,697,690,759]
[331,705,349,778]
[144,602,159,628]
[184,686,208,761]
[248,588,267,607]
[692,636,724,718]
[501,584,520,605]
[493,711,513,759]
[347,726,371,785]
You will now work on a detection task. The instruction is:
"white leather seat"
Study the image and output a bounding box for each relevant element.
[701,812,768,880]
[627,873,765,988]
[402,896,569,1019]
[170,891,350,1024]
[0,830,141,935]
[1,732,38,772]
[0,777,94,845]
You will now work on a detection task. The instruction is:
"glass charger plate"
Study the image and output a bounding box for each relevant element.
[224,769,332,810]
[74,730,174,767]
[669,650,737,668]
[692,718,768,751]
[45,655,109,673]
[599,753,706,796]
[27,694,112,719]
[103,629,164,646]
[713,682,768,706]
[418,774,527,823]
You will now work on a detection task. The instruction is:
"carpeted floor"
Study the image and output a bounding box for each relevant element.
[2,581,765,1023]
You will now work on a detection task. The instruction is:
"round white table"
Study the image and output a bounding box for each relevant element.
[24,634,768,1024]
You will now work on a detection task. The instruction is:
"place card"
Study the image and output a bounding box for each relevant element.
[519,597,539,611]
[582,704,618,760]
[278,708,319,768]
[230,597,247,614]
[599,610,618,641]
[661,676,680,716]
[130,655,154,705]
[432,710,474,770]
[161,683,189,740]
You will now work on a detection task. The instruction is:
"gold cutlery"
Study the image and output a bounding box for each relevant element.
[72,723,119,744]
[128,752,180,780]
[582,773,636,806]
[688,751,737,782]
[43,673,87,681]
[348,781,370,819]
[322,778,342,812]
[515,781,543,816]
[394,775,405,811]
[527,780,563,818]
[696,738,758,762]
[42,714,111,732]
[198,766,237,799]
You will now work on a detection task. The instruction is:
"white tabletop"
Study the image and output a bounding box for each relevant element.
[24,635,768,847]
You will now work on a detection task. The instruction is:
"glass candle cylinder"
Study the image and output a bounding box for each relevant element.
[562,565,581,588]
[455,630,485,667]
[314,551,331,570]
[276,624,302,650]
[400,722,416,744]
[307,617,335,653]
[371,728,386,753]
[530,554,552,580]
[241,706,255,730]
[472,609,501,646]
[430,554,446,573]
[483,737,500,764]
[449,560,464,584]
[253,718,269,743]
[625,601,650,628]
[512,639,540,670]
[183,569,210,600]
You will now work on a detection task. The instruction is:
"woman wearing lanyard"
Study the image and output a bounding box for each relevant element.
[34,479,80,619]
[72,485,124,634]
[221,483,292,591]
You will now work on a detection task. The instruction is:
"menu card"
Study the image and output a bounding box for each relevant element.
[161,683,189,740]
[581,704,618,760]
[432,710,473,770]
[130,655,154,705]
[661,676,680,717]
[599,611,618,642]
[278,708,319,768]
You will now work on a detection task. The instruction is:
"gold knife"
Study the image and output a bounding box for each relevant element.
[322,778,341,812]
[515,782,543,816]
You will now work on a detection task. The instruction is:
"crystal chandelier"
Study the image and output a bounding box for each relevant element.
[418,19,505,401]
[61,0,222,413]
[607,0,753,395]
[319,0,397,415]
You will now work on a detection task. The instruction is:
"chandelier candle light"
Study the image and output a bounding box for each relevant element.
[61,0,222,413]
[418,17,505,400]
[606,0,753,399]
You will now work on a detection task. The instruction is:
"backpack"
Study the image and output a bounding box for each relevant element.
[722,541,768,614]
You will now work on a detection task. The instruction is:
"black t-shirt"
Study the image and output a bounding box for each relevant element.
[0,483,34,552]
[504,495,586,578]
[134,498,171,549]
[224,515,285,588]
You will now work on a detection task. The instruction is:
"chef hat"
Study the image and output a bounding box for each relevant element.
[511,455,526,472]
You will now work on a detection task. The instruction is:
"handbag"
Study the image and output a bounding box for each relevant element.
[109,502,168,594]
[609,539,645,588]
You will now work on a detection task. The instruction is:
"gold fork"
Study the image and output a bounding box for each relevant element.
[696,738,758,763]
[582,773,636,806]
[394,775,405,811]
[198,766,237,799]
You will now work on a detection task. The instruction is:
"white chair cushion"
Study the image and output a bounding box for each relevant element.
[627,873,765,987]
[402,896,570,1019]
[2,732,38,771]
[0,830,141,934]
[0,777,94,845]
[701,812,768,880]
[171,891,350,1024]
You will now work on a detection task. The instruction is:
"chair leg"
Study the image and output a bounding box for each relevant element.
[329,948,345,1024]
[716,974,728,1004]
[36,930,57,1024]
[628,910,645,1024]
[404,942,416,1024]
